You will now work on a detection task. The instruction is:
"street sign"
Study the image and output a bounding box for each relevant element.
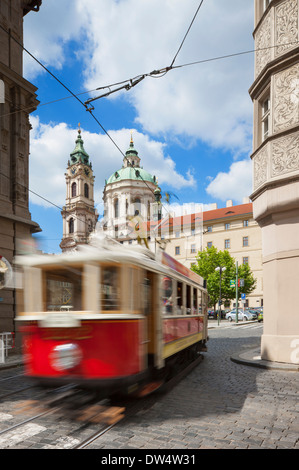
[230,280,235,287]
[241,293,246,300]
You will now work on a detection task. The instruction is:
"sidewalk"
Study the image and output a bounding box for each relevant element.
[0,351,23,371]
[208,319,299,372]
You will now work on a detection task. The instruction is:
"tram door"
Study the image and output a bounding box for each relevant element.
[144,271,163,369]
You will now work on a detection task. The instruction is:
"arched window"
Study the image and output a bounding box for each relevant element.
[84,183,89,198]
[134,197,141,216]
[71,182,77,197]
[114,198,119,218]
[69,218,74,234]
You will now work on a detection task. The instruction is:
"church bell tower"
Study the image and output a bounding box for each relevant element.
[60,125,98,252]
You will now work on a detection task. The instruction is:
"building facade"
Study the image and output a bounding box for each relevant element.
[0,1,42,334]
[249,0,299,363]
[164,200,263,309]
[60,127,98,252]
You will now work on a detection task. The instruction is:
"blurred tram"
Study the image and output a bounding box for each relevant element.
[15,237,208,396]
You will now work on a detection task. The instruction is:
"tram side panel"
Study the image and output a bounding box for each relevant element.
[16,254,208,393]
[17,263,149,385]
[160,274,208,360]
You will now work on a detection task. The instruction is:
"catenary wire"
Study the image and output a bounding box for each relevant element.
[169,0,204,68]
[0,22,168,220]
[1,38,298,117]
[2,16,298,232]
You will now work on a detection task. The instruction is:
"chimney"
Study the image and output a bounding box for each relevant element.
[226,200,233,207]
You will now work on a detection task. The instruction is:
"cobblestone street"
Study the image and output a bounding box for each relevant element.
[88,323,299,449]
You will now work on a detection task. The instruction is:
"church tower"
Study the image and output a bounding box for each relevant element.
[60,126,98,252]
[103,134,159,240]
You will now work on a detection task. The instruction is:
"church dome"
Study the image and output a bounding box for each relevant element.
[105,135,157,186]
[106,166,157,185]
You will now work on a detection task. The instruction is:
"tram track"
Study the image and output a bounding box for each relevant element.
[73,353,205,449]
[0,353,205,449]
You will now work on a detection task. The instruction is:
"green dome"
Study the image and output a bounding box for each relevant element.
[106,166,157,185]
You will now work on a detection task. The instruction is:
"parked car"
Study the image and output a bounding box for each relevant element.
[225,308,257,322]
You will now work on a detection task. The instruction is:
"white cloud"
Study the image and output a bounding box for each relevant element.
[24,0,254,154]
[77,0,254,153]
[23,0,83,79]
[28,117,195,209]
[205,158,253,203]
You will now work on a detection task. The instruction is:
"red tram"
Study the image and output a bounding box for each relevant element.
[15,238,208,396]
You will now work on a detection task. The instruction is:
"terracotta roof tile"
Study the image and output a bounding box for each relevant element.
[203,203,253,222]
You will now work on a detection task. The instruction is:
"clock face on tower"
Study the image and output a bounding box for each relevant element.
[71,167,77,175]
[84,168,90,176]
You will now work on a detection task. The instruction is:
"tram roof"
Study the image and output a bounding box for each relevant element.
[15,237,204,287]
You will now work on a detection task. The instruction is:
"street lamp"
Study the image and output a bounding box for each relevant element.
[215,266,226,326]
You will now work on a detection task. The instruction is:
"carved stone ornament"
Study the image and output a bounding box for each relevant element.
[273,63,299,133]
[271,131,299,177]
[275,0,298,57]
[254,146,268,190]
[255,12,271,77]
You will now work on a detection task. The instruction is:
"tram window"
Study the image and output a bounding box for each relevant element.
[162,276,173,314]
[143,277,151,315]
[128,267,140,312]
[101,266,120,311]
[177,281,183,314]
[45,268,82,311]
[186,285,191,314]
[198,290,203,314]
[193,288,198,313]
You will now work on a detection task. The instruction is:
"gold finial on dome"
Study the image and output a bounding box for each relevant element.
[130,130,134,143]
[78,122,81,134]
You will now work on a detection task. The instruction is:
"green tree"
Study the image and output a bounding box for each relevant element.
[191,246,256,311]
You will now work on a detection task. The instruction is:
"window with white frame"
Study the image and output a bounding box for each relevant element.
[225,239,230,249]
[191,244,196,253]
[175,246,180,255]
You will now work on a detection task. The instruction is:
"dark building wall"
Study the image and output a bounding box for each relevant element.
[0,0,41,341]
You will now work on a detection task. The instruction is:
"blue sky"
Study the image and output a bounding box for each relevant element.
[23,0,255,253]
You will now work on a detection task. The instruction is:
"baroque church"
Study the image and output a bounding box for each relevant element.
[60,129,160,251]
[102,134,160,241]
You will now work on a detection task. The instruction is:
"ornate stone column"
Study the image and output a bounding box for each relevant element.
[250,0,299,364]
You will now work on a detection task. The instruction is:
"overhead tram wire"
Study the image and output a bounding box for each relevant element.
[85,1,205,105]
[0,23,169,221]
[2,16,298,227]
[0,169,100,236]
[169,0,204,68]
[1,40,298,121]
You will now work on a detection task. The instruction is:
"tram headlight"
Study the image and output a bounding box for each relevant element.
[50,343,82,371]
